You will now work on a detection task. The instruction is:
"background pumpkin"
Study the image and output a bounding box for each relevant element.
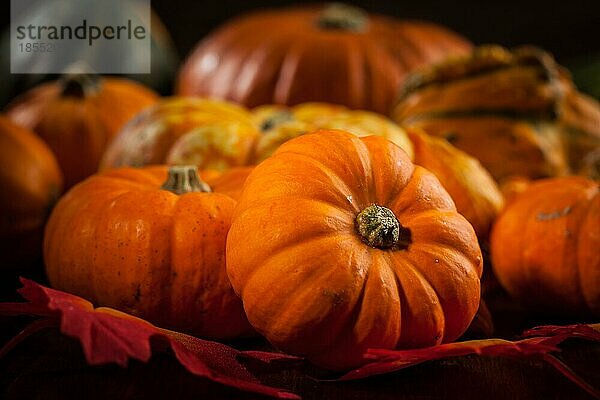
[176,3,472,114]
[44,165,254,339]
[227,130,482,370]
[0,115,63,273]
[253,102,414,162]
[100,97,260,172]
[392,45,600,182]
[407,128,503,239]
[6,75,159,189]
[203,166,254,201]
[490,176,599,317]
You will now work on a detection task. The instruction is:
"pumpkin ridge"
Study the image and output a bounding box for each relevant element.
[233,36,279,103]
[55,185,140,306]
[359,134,415,206]
[577,192,600,313]
[245,235,368,346]
[273,38,305,104]
[274,250,370,359]
[357,251,402,342]
[572,187,599,313]
[240,231,354,300]
[387,166,456,219]
[399,209,482,269]
[389,253,446,346]
[269,150,364,210]
[114,189,177,319]
[397,46,561,99]
[308,251,404,367]
[402,242,482,341]
[411,241,483,279]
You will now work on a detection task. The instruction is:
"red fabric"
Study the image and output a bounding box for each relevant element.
[1,278,598,399]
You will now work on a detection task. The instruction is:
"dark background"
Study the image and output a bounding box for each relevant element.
[148,0,600,65]
[2,0,600,69]
[1,0,600,103]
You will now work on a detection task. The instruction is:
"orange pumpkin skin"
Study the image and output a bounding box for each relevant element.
[100,97,260,172]
[490,177,600,316]
[44,165,253,339]
[407,128,503,239]
[393,46,600,181]
[0,116,63,270]
[177,4,471,114]
[226,130,482,370]
[6,75,158,189]
[203,166,254,201]
[498,176,532,205]
[252,103,414,162]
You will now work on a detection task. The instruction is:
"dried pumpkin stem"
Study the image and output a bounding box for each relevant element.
[60,74,101,98]
[161,165,211,194]
[260,111,294,132]
[355,204,411,250]
[317,3,367,32]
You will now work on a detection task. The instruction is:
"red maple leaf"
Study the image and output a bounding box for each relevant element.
[0,278,301,399]
[339,323,600,398]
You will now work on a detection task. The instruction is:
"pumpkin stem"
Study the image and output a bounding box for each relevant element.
[260,111,294,132]
[317,3,367,32]
[60,74,101,98]
[161,165,212,194]
[355,204,411,250]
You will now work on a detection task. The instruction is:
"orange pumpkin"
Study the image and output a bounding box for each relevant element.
[6,75,158,188]
[203,166,254,201]
[226,130,482,370]
[252,103,413,162]
[100,97,260,172]
[44,165,253,339]
[407,128,503,239]
[0,116,63,271]
[392,46,600,181]
[490,177,600,316]
[177,3,471,114]
[498,176,532,205]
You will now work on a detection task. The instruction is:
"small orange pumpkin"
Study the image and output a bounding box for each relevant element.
[100,97,260,172]
[407,128,503,239]
[227,130,482,370]
[177,3,471,114]
[0,116,63,271]
[490,177,600,316]
[6,75,158,188]
[44,165,253,339]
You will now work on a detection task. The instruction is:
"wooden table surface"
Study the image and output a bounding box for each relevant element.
[1,266,599,400]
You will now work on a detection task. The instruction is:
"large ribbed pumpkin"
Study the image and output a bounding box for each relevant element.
[44,165,253,339]
[0,116,63,271]
[176,3,471,114]
[6,75,158,188]
[226,130,482,370]
[100,97,260,172]
[490,177,599,317]
[392,46,600,181]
